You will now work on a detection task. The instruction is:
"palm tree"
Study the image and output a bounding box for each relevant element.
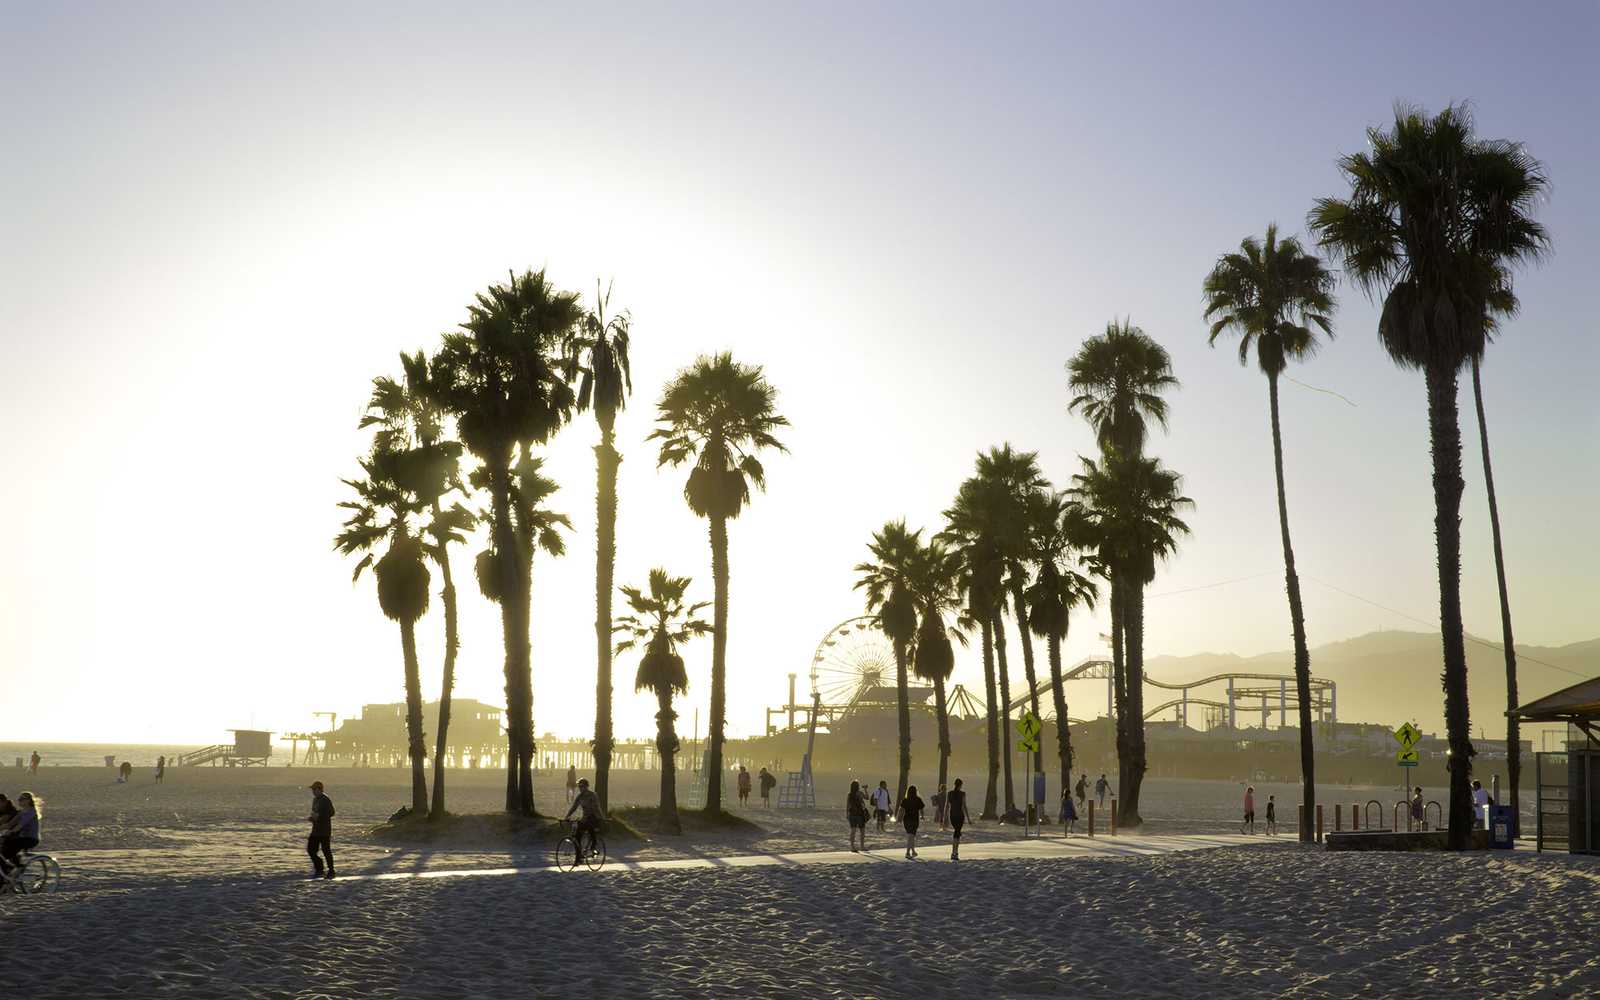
[1026,492,1099,802]
[1068,449,1191,826]
[436,268,584,812]
[575,280,633,813]
[1310,102,1549,849]
[648,352,790,814]
[1203,223,1337,840]
[940,478,1008,818]
[908,537,968,795]
[614,568,712,835]
[854,520,922,801]
[334,444,431,814]
[362,350,476,817]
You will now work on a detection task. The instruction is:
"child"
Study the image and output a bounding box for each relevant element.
[1265,794,1277,836]
[1061,788,1078,835]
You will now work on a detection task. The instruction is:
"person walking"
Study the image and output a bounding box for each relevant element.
[896,784,926,859]
[1095,773,1110,808]
[1410,786,1426,831]
[759,766,777,807]
[932,783,948,831]
[306,780,336,879]
[29,751,40,774]
[846,780,870,852]
[1241,785,1256,835]
[1075,773,1088,811]
[565,765,578,804]
[1061,788,1079,836]
[947,778,971,860]
[1265,794,1277,836]
[872,780,891,832]
[736,765,752,807]
[155,755,166,783]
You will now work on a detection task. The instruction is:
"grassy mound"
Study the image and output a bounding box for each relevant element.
[612,805,764,837]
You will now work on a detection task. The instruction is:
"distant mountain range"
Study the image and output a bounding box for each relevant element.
[1143,630,1599,739]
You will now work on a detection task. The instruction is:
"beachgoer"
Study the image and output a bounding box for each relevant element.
[932,784,948,831]
[1061,788,1078,835]
[947,778,970,860]
[306,780,336,879]
[1265,794,1276,836]
[1410,787,1424,830]
[759,766,777,807]
[0,791,41,882]
[1472,780,1491,829]
[872,781,891,831]
[155,755,165,783]
[1241,785,1255,835]
[1075,773,1088,811]
[118,761,133,783]
[1096,773,1110,807]
[846,780,870,852]
[566,766,578,804]
[563,777,605,860]
[737,765,752,807]
[0,795,15,826]
[29,752,39,774]
[896,785,926,858]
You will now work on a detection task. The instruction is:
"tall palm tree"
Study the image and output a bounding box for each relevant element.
[614,568,712,835]
[649,352,790,814]
[334,444,431,813]
[1310,103,1549,849]
[940,478,1008,818]
[1066,319,1179,822]
[1203,223,1337,841]
[575,280,633,812]
[362,350,476,817]
[1068,449,1191,825]
[908,537,968,796]
[436,268,584,812]
[854,520,922,801]
[1026,491,1099,802]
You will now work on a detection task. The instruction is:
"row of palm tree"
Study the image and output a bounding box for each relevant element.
[336,267,789,820]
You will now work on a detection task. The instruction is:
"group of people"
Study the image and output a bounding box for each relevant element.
[846,778,973,859]
[1240,786,1277,835]
[0,791,42,887]
[735,765,778,807]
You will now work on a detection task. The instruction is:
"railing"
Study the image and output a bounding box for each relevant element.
[176,745,230,767]
[1364,800,1384,829]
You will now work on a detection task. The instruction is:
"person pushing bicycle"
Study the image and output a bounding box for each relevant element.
[563,778,605,860]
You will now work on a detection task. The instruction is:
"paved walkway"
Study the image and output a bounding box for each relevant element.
[358,832,1295,882]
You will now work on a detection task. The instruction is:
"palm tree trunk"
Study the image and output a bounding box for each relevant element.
[894,642,911,803]
[400,620,428,814]
[1426,363,1475,850]
[1122,579,1148,827]
[489,455,528,813]
[513,464,537,815]
[1268,373,1316,841]
[1473,358,1520,836]
[704,514,729,814]
[980,615,1000,820]
[1048,634,1073,806]
[993,604,1016,812]
[934,675,951,794]
[1110,577,1129,806]
[656,688,681,835]
[1012,583,1043,819]
[430,537,458,818]
[594,424,621,812]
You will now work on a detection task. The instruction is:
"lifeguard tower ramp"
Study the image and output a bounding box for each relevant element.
[177,730,275,767]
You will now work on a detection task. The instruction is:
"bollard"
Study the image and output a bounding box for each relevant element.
[1316,804,1323,843]
[1352,803,1360,830]
[1087,800,1095,837]
[1335,804,1342,832]
[1110,802,1118,836]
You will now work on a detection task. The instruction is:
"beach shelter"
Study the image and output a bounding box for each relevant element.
[1509,677,1600,855]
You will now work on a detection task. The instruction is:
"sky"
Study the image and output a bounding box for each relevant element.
[3,2,1596,746]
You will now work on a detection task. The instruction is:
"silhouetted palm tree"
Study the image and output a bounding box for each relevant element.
[1069,449,1191,826]
[908,537,968,795]
[614,568,712,835]
[575,280,633,812]
[1310,102,1549,849]
[854,520,923,801]
[1203,223,1337,840]
[334,444,431,814]
[941,477,1009,818]
[436,268,583,812]
[363,350,476,817]
[649,352,790,814]
[1026,491,1099,802]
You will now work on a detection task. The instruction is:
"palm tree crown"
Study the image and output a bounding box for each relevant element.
[1066,319,1179,455]
[1203,224,1337,377]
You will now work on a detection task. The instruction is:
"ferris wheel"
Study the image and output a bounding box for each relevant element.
[810,616,898,711]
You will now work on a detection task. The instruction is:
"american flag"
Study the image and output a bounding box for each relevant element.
[1098,632,1112,643]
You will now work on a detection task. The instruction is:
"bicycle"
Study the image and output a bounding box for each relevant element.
[1,851,61,895]
[555,819,607,872]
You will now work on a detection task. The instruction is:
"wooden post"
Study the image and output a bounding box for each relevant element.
[1316,805,1323,843]
[1087,800,1095,837]
[1335,803,1342,831]
[1110,802,1117,836]
[1298,804,1306,841]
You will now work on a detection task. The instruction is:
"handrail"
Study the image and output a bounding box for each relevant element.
[1426,800,1443,831]
[1364,799,1384,829]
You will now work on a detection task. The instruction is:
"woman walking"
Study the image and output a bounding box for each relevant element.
[847,779,870,852]
[1061,788,1078,835]
[1241,786,1256,834]
[896,784,926,858]
[932,783,948,831]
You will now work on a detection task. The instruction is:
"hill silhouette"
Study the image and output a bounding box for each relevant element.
[1143,630,1599,739]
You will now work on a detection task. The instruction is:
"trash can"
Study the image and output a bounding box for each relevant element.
[1489,804,1514,849]
[105,755,116,768]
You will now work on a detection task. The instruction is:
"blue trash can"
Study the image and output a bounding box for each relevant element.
[1489,804,1514,849]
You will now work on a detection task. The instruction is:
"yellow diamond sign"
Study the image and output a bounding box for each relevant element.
[1015,711,1042,740]
[1394,722,1421,750]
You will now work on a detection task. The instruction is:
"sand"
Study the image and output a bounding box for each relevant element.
[5,765,1594,998]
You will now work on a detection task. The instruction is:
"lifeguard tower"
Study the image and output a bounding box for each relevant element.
[176,730,275,767]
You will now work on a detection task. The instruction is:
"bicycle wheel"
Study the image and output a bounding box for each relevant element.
[554,838,579,872]
[582,835,606,872]
[19,855,60,895]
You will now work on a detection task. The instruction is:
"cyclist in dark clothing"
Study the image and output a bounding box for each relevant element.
[564,778,605,860]
[306,781,335,880]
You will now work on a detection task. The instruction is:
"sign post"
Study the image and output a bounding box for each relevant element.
[1015,711,1042,836]
[1393,722,1421,788]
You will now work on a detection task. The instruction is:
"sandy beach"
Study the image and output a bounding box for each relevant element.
[5,765,1595,998]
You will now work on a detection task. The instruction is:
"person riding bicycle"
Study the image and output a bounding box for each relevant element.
[563,778,604,859]
[0,792,41,881]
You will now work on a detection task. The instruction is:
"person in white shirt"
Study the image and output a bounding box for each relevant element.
[1472,780,1491,829]
[872,781,892,831]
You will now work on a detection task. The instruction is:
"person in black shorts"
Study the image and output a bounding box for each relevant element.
[306,781,335,879]
[896,784,926,859]
[947,778,970,860]
[846,779,870,852]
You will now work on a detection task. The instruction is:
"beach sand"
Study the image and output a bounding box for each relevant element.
[5,765,1593,998]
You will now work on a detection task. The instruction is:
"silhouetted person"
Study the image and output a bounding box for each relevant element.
[1061,788,1078,835]
[29,752,39,774]
[872,780,891,831]
[1095,773,1109,807]
[306,780,335,879]
[1472,780,1490,829]
[155,755,165,783]
[0,792,41,880]
[1265,794,1277,836]
[1241,785,1255,835]
[932,783,948,831]
[758,766,776,807]
[947,779,970,859]
[1411,786,1425,830]
[563,778,604,860]
[566,766,578,804]
[118,761,133,783]
[846,779,869,852]
[1075,773,1088,811]
[737,765,751,806]
[897,784,925,858]
[0,794,16,826]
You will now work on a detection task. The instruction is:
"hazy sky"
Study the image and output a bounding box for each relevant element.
[3,2,1595,746]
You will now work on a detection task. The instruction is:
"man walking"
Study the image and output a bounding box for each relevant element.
[947,778,970,860]
[872,780,892,832]
[306,780,336,879]
[1095,773,1110,808]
